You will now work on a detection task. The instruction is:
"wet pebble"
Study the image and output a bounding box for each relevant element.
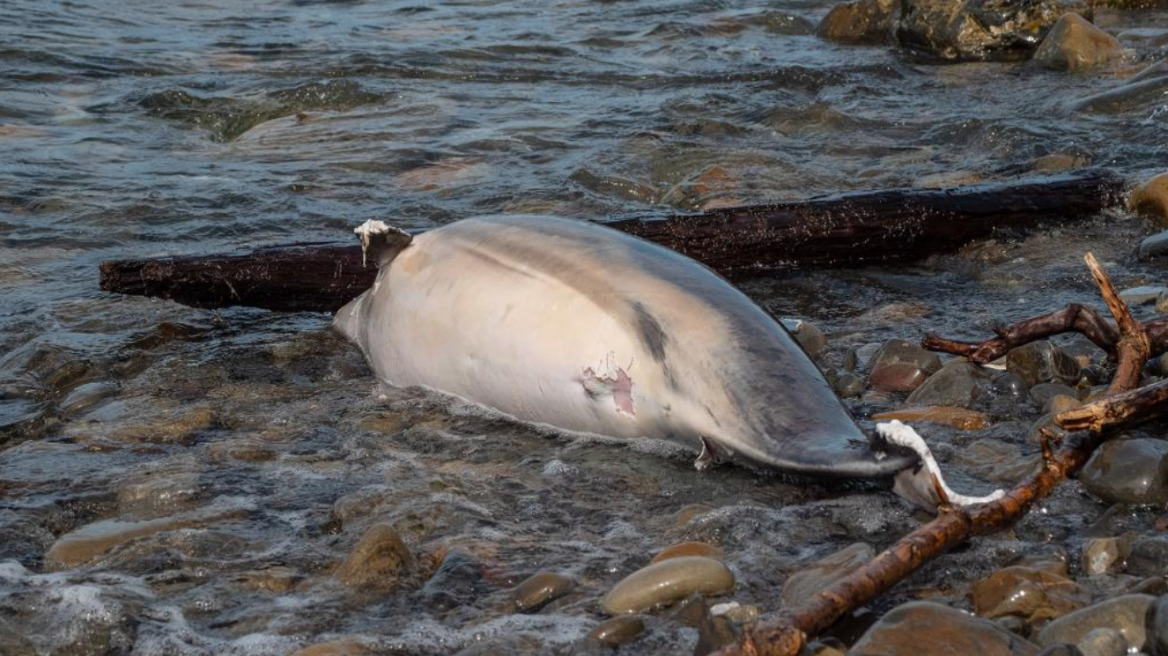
[116,468,202,514]
[1008,341,1080,387]
[972,565,1089,623]
[851,601,1041,656]
[59,381,117,415]
[1035,647,1084,656]
[710,601,759,624]
[1126,535,1168,577]
[870,338,943,374]
[1036,594,1154,651]
[289,639,370,656]
[600,556,734,614]
[237,566,304,593]
[781,543,874,607]
[512,571,575,612]
[1082,536,1132,576]
[1075,627,1127,656]
[816,0,897,44]
[1079,438,1168,505]
[47,505,246,569]
[587,615,645,647]
[872,405,988,430]
[1120,286,1168,306]
[333,524,417,590]
[1144,594,1168,656]
[1045,394,1082,415]
[869,363,931,392]
[835,372,865,398]
[675,503,714,526]
[111,406,216,445]
[1139,230,1168,261]
[994,372,1029,398]
[1030,382,1078,407]
[651,541,723,563]
[787,319,828,358]
[1033,13,1123,72]
[1131,173,1168,226]
[905,360,989,408]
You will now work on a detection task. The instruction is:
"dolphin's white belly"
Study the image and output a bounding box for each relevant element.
[356,231,673,441]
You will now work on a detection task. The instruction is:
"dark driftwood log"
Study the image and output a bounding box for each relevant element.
[99,244,371,314]
[100,170,1124,313]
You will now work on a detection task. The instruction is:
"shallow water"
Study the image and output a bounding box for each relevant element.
[3,0,1168,654]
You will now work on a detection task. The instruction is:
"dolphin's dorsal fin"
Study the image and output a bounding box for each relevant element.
[354,219,412,268]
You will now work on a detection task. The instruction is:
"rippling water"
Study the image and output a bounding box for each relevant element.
[3,0,1168,654]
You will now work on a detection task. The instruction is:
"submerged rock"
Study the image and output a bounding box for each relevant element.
[651,541,723,563]
[817,0,898,44]
[600,556,734,614]
[1008,341,1080,387]
[869,363,931,392]
[1036,594,1154,651]
[851,601,1041,655]
[46,506,247,569]
[896,0,1089,61]
[334,524,417,590]
[1131,173,1168,227]
[972,566,1089,623]
[512,571,575,612]
[1138,230,1168,261]
[1075,64,1168,113]
[1126,535,1168,577]
[1075,627,1127,656]
[587,615,646,647]
[870,339,943,374]
[1145,594,1168,656]
[906,360,989,407]
[1119,286,1168,305]
[873,405,988,430]
[781,543,874,607]
[1033,13,1122,72]
[289,639,371,656]
[1079,438,1168,505]
[1082,536,1132,575]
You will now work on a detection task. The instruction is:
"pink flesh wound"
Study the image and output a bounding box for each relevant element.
[582,367,635,416]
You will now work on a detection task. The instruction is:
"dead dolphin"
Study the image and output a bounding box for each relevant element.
[334,215,1000,509]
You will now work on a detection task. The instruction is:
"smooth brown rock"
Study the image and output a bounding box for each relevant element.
[289,639,370,656]
[905,360,989,407]
[512,571,575,612]
[869,363,931,392]
[675,503,714,526]
[781,543,875,607]
[1036,594,1155,650]
[972,566,1089,622]
[872,405,988,430]
[237,566,304,593]
[851,601,1041,656]
[1080,438,1168,505]
[1082,536,1132,575]
[600,556,735,614]
[588,615,645,647]
[1033,13,1123,71]
[817,0,897,44]
[651,541,724,564]
[1131,173,1168,227]
[46,506,246,569]
[334,524,417,589]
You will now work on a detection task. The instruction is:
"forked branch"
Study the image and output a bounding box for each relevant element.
[715,253,1157,656]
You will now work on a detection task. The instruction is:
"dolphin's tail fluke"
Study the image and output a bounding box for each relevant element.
[874,420,1006,512]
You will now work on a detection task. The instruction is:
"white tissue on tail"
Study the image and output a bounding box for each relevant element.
[876,420,1006,511]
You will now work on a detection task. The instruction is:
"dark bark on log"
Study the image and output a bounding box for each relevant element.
[717,253,1150,656]
[608,169,1123,274]
[99,243,371,314]
[100,171,1124,313]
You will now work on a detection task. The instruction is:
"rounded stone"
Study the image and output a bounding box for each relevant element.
[587,615,645,647]
[1144,594,1168,656]
[650,541,724,564]
[851,601,1041,656]
[334,524,417,589]
[816,0,897,44]
[512,571,575,612]
[869,363,931,393]
[1076,628,1127,656]
[1079,439,1168,505]
[1130,173,1168,227]
[835,372,865,398]
[600,556,735,615]
[994,372,1029,398]
[1036,594,1155,650]
[1033,13,1122,72]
